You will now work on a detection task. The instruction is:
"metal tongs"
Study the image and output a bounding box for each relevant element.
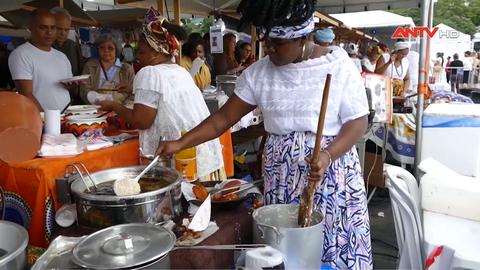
[65,162,112,195]
[65,162,97,192]
[209,179,264,196]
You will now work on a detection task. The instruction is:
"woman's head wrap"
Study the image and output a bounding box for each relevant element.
[268,16,315,39]
[394,41,410,52]
[142,7,180,55]
[345,42,358,54]
[314,28,335,43]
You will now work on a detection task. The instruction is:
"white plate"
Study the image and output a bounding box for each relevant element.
[87,91,114,104]
[65,105,100,115]
[59,74,91,83]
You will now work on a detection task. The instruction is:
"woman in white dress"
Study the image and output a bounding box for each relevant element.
[156,1,372,268]
[361,45,382,73]
[97,8,224,180]
[375,41,410,96]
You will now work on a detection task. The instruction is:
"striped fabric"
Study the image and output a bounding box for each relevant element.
[264,132,373,269]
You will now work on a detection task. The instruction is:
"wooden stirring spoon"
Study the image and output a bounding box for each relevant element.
[298,74,332,228]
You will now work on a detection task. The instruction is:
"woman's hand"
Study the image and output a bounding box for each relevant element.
[305,151,331,182]
[389,52,397,63]
[156,140,184,157]
[115,83,132,94]
[95,100,118,112]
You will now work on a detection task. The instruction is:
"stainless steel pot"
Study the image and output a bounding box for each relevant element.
[71,165,182,228]
[252,204,324,270]
[0,221,28,270]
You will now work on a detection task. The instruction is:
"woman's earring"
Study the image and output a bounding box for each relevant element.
[301,44,306,59]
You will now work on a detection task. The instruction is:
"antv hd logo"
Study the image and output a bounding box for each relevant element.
[392,27,460,39]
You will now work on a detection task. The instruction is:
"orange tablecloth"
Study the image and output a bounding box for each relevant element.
[0,139,139,247]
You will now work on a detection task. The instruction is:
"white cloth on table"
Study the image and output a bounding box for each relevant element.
[39,134,81,156]
[234,46,369,136]
[8,42,72,110]
[134,64,223,178]
[361,57,376,73]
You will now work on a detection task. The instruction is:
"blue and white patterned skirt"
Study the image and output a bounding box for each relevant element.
[264,132,373,270]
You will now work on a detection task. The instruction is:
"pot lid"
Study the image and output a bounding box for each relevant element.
[72,223,175,269]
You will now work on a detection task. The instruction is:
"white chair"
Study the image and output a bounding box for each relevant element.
[386,166,423,242]
[389,188,424,270]
[386,166,425,270]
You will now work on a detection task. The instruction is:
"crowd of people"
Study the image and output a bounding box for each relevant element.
[434,51,480,92]
[314,28,419,97]
[3,7,258,112]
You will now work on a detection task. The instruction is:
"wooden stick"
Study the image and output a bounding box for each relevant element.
[298,74,332,228]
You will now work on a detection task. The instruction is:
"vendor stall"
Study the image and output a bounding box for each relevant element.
[0,139,139,247]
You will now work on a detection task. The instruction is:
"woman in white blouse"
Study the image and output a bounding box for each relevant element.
[361,45,382,73]
[375,41,411,96]
[157,1,372,269]
[97,8,224,180]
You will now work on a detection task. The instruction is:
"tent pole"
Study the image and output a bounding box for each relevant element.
[414,0,433,176]
[156,0,164,15]
[174,0,181,25]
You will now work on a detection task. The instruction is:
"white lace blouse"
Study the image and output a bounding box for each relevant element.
[235,46,369,136]
[134,64,224,178]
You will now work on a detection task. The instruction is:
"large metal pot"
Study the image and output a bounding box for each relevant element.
[0,221,28,270]
[252,204,324,270]
[71,165,182,229]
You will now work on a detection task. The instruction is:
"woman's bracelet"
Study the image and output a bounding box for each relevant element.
[321,149,333,167]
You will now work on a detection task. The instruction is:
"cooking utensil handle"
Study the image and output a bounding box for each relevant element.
[312,74,331,162]
[67,163,97,192]
[227,180,263,196]
[299,74,331,228]
[173,244,266,251]
[74,162,97,189]
[134,155,160,182]
[256,223,282,245]
[212,179,263,195]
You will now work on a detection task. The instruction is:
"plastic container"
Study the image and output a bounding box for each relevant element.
[175,131,197,181]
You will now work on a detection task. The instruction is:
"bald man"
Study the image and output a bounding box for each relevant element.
[51,7,83,104]
[8,9,73,111]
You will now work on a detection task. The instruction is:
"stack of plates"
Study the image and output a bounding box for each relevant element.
[64,105,100,115]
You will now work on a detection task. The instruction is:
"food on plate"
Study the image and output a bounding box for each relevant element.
[192,184,208,201]
[213,192,240,202]
[212,180,242,202]
[176,224,202,242]
[221,180,241,194]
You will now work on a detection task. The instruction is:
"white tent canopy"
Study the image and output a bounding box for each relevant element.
[316,0,421,14]
[430,23,471,60]
[330,10,415,29]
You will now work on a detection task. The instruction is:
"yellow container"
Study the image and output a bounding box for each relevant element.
[175,131,197,181]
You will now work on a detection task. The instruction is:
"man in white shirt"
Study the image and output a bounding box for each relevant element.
[8,9,73,111]
[463,51,473,84]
